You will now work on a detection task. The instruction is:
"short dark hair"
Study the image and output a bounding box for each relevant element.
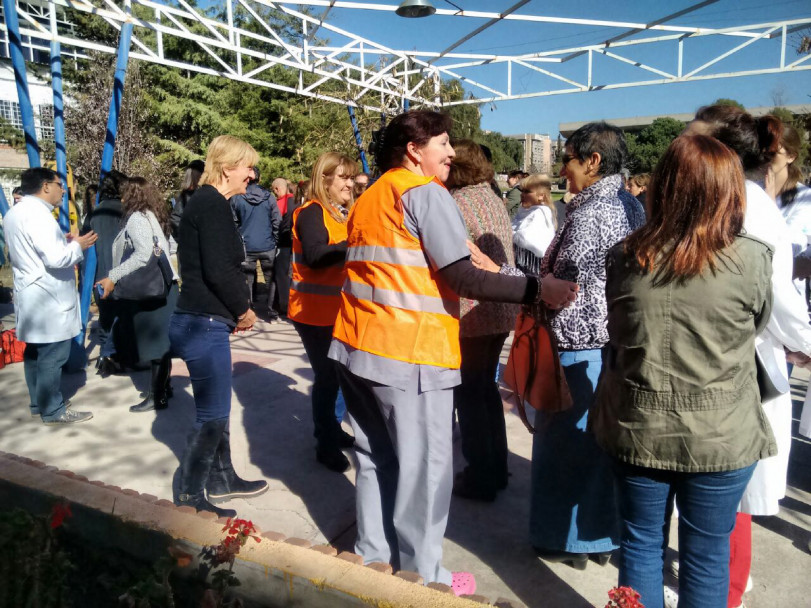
[20,167,58,195]
[566,122,627,176]
[508,170,523,180]
[12,186,22,196]
[99,169,128,200]
[187,159,206,173]
[251,165,261,184]
[377,110,453,172]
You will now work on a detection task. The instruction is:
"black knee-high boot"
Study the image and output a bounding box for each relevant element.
[130,353,171,413]
[207,422,268,502]
[176,418,236,518]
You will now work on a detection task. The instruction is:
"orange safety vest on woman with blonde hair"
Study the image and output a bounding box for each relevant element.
[332,168,461,369]
[288,200,348,326]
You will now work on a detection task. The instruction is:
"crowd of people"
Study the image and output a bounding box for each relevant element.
[1,103,811,607]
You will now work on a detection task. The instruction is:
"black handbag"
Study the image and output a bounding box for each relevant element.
[113,225,174,301]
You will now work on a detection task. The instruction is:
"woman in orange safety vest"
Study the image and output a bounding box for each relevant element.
[327,110,579,594]
[289,151,357,473]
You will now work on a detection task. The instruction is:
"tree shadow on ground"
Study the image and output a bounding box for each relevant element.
[234,360,357,544]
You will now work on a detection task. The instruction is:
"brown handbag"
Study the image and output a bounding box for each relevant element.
[503,310,573,433]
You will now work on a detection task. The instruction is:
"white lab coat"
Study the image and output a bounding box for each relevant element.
[3,195,83,344]
[778,184,811,439]
[740,181,811,515]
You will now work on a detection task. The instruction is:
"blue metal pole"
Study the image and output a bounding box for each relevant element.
[76,17,133,360]
[2,0,41,167]
[347,106,369,174]
[51,38,70,232]
[0,188,9,217]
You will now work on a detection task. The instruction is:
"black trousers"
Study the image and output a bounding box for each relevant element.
[243,249,276,313]
[453,332,510,492]
[293,321,342,452]
[273,247,292,315]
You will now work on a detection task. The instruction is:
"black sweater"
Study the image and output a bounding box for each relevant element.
[295,203,348,268]
[176,185,250,322]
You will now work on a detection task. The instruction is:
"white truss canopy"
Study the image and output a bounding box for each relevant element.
[1,0,809,113]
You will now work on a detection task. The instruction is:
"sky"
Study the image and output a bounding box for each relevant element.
[303,0,811,136]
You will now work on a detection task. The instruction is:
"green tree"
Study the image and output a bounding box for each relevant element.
[625,117,685,172]
[713,98,746,110]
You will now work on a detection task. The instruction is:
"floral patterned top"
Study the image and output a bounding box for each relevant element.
[541,174,644,350]
[451,182,519,337]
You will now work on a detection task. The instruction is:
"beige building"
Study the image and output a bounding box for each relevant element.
[506,133,553,175]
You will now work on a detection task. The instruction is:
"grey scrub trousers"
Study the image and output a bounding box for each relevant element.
[328,180,470,585]
[337,363,454,585]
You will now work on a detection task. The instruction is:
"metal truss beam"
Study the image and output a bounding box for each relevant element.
[0,0,808,113]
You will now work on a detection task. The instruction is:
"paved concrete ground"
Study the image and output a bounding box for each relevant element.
[0,300,809,607]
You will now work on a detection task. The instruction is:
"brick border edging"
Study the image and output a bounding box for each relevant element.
[0,452,519,608]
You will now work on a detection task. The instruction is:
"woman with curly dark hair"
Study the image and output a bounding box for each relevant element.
[97,176,179,413]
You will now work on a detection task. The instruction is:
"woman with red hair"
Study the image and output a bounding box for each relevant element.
[591,134,774,608]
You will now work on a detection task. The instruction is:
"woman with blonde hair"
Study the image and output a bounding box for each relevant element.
[168,135,268,518]
[289,152,357,473]
[511,173,557,274]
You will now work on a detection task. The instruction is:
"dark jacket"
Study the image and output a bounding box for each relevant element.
[277,195,300,249]
[170,189,194,240]
[231,184,281,253]
[88,197,124,280]
[590,233,775,473]
[176,185,250,324]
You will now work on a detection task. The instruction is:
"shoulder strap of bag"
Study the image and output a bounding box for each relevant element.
[510,317,539,434]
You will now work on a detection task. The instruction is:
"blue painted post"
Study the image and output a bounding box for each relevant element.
[3,0,41,167]
[0,188,9,217]
[347,106,369,174]
[51,36,70,232]
[75,18,133,366]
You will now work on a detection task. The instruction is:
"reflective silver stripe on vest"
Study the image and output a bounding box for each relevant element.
[346,245,429,268]
[343,279,453,316]
[290,280,342,296]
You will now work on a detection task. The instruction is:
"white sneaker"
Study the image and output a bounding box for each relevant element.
[664,585,679,608]
[669,559,680,578]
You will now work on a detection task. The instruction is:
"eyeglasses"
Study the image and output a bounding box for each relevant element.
[561,153,576,166]
[47,181,65,189]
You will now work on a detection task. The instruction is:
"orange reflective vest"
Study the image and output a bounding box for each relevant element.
[332,168,461,369]
[288,200,348,326]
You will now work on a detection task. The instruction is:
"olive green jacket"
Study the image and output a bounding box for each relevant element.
[590,233,776,472]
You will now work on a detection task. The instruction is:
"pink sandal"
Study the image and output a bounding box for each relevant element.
[451,571,476,596]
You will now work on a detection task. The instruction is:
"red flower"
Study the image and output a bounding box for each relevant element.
[605,586,644,608]
[50,502,72,529]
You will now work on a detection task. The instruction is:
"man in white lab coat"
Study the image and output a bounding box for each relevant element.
[4,167,97,424]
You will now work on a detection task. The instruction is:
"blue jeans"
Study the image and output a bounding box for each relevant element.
[530,348,619,553]
[24,339,71,420]
[615,462,756,608]
[168,313,232,425]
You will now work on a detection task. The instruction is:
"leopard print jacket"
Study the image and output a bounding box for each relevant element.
[540,174,645,350]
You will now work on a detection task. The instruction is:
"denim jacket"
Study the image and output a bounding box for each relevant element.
[590,233,777,472]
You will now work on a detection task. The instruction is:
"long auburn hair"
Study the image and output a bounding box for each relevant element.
[623,135,745,285]
[122,176,171,236]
